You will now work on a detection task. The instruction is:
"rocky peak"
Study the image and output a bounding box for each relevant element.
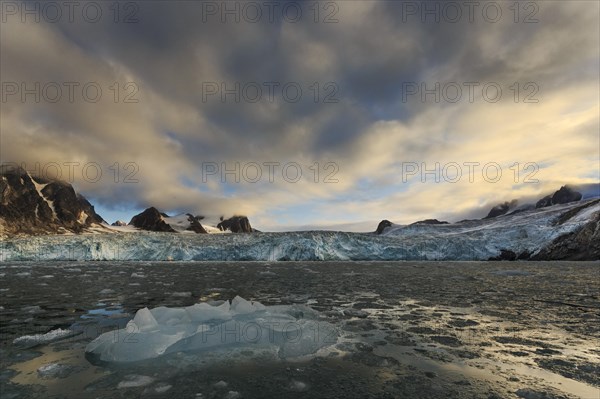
[410,219,449,225]
[375,220,392,234]
[0,165,105,236]
[185,213,208,234]
[485,199,518,219]
[536,186,582,209]
[217,216,253,233]
[129,207,176,232]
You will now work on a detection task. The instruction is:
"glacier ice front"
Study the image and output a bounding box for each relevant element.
[85,296,338,363]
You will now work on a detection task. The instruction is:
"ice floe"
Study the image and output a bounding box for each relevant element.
[85,296,338,363]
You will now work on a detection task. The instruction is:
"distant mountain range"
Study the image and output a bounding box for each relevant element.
[1,165,598,260]
[0,166,253,236]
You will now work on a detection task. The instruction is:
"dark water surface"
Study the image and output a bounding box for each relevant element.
[1,261,599,398]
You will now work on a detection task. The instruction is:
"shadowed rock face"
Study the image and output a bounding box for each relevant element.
[185,213,208,234]
[536,186,582,209]
[533,200,600,261]
[129,207,176,232]
[217,216,253,233]
[0,166,105,236]
[489,249,518,261]
[410,219,449,226]
[485,200,518,219]
[375,220,392,234]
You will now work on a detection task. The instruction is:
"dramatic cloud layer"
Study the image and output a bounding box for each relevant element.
[1,1,598,230]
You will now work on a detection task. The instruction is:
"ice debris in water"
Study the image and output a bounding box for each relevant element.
[13,328,80,349]
[117,375,155,389]
[37,363,77,379]
[85,296,338,363]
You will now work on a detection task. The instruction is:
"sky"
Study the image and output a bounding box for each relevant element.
[1,1,599,231]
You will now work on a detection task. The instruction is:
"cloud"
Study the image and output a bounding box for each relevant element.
[1,1,598,229]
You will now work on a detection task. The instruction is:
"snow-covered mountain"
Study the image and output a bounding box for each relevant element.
[1,165,598,260]
[0,166,107,236]
[0,167,254,237]
[2,198,598,261]
[123,207,254,234]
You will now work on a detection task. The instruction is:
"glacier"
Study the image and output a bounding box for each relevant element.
[1,199,598,261]
[85,296,338,363]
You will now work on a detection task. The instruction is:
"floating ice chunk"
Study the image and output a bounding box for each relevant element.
[185,301,231,322]
[171,291,192,297]
[152,383,172,393]
[151,306,189,326]
[14,328,80,348]
[117,374,155,388]
[289,380,308,392]
[231,295,265,314]
[85,297,338,364]
[37,363,76,379]
[22,305,42,313]
[214,380,228,389]
[225,391,241,399]
[131,272,146,278]
[132,307,159,332]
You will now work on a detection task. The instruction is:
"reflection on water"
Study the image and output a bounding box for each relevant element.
[1,261,599,398]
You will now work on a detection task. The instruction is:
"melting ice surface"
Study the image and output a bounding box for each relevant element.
[85,296,338,363]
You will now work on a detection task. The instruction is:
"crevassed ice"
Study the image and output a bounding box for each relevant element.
[2,199,598,261]
[85,296,338,363]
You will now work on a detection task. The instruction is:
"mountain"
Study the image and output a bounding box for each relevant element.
[410,219,449,226]
[127,208,254,234]
[482,186,584,220]
[484,200,519,219]
[217,216,254,233]
[536,186,582,209]
[1,168,598,260]
[3,198,599,261]
[375,196,599,261]
[0,166,106,236]
[531,200,600,260]
[375,220,392,234]
[129,207,178,233]
[0,167,254,237]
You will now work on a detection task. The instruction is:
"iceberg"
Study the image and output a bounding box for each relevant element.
[85,296,338,364]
